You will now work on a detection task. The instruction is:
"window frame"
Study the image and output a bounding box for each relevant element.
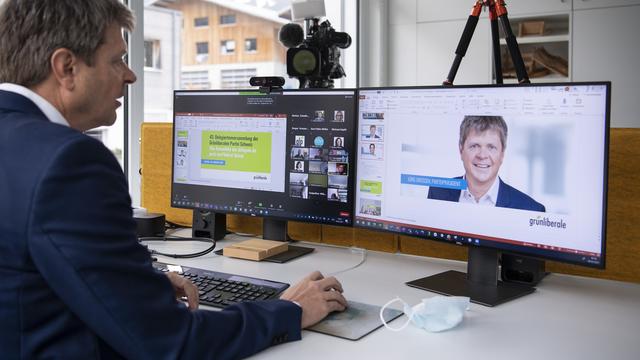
[244,38,257,53]
[219,14,237,25]
[193,16,209,28]
[143,39,162,70]
[220,40,236,55]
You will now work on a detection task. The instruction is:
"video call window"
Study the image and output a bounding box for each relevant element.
[291,147,309,160]
[172,89,356,227]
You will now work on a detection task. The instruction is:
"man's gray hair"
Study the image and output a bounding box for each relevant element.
[0,0,134,87]
[459,115,508,150]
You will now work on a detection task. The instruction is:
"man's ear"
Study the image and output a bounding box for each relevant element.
[50,48,78,91]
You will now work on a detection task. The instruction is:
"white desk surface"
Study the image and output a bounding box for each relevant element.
[149,232,640,360]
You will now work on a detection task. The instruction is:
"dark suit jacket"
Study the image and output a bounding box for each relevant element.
[427,176,546,212]
[0,90,301,359]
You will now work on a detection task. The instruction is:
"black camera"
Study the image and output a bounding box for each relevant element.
[279,19,351,89]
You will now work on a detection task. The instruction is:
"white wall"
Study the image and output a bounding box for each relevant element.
[369,0,640,128]
[144,6,182,122]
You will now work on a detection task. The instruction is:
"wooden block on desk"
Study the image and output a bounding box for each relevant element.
[223,239,288,261]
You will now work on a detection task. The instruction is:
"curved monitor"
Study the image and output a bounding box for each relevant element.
[354,83,610,305]
[172,89,357,238]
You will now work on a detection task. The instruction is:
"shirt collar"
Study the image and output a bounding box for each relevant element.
[461,175,501,205]
[0,83,70,127]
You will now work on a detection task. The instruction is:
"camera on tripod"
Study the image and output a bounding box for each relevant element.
[278,0,351,89]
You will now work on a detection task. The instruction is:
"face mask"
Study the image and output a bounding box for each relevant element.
[380,295,470,332]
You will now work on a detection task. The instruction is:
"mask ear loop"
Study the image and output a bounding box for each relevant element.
[379,297,413,332]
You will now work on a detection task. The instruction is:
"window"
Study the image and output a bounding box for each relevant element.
[194,17,209,27]
[195,41,209,63]
[220,40,235,55]
[181,70,211,90]
[220,14,236,25]
[221,68,256,89]
[144,39,161,69]
[136,0,356,204]
[196,41,209,54]
[245,38,257,52]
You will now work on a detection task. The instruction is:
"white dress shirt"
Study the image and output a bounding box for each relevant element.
[0,83,70,127]
[459,176,501,206]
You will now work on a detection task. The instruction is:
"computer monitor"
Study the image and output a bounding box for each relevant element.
[172,89,357,243]
[355,83,610,306]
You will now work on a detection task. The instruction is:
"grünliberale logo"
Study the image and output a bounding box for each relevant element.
[529,216,567,229]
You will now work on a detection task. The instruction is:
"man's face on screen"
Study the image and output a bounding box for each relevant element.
[460,129,504,188]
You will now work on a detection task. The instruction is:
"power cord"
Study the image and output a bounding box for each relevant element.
[326,247,367,276]
[138,236,216,259]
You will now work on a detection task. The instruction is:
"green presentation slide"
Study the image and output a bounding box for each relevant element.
[201,131,272,173]
[360,180,382,195]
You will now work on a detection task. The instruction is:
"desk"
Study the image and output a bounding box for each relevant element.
[149,232,640,360]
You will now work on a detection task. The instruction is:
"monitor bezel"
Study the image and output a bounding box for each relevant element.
[170,87,359,228]
[353,81,610,269]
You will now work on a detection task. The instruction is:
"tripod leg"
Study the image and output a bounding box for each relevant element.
[493,0,529,83]
[490,17,503,84]
[443,2,483,85]
[498,15,529,83]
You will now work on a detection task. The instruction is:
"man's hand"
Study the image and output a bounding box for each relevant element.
[165,272,199,310]
[280,271,347,328]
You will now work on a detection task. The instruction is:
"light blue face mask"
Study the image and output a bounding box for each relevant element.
[379,296,470,332]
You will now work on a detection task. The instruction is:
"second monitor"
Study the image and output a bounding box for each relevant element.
[172,89,357,242]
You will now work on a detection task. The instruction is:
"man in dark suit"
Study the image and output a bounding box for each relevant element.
[427,116,545,212]
[0,1,346,359]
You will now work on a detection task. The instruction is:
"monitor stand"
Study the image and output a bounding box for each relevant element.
[262,219,314,263]
[192,209,227,240]
[406,247,535,307]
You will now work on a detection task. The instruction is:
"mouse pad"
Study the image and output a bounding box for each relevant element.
[307,301,403,341]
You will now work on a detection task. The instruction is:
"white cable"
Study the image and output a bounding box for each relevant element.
[326,248,367,276]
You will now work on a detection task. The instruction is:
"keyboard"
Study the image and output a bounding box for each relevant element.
[153,262,290,309]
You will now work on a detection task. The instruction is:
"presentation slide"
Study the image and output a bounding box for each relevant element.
[356,86,608,256]
[175,114,286,192]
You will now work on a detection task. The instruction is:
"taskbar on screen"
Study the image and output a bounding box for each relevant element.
[354,217,602,266]
[173,200,351,225]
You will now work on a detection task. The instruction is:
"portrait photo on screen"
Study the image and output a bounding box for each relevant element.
[313,110,325,122]
[328,162,348,175]
[293,160,305,172]
[309,147,328,161]
[327,187,340,201]
[333,110,345,122]
[361,124,383,140]
[333,137,345,148]
[397,114,575,214]
[291,147,309,160]
[361,142,384,160]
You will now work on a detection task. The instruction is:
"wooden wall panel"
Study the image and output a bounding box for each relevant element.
[140,123,640,283]
[140,123,192,226]
[168,0,285,67]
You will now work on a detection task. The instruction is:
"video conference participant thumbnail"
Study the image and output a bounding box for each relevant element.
[427,115,545,212]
